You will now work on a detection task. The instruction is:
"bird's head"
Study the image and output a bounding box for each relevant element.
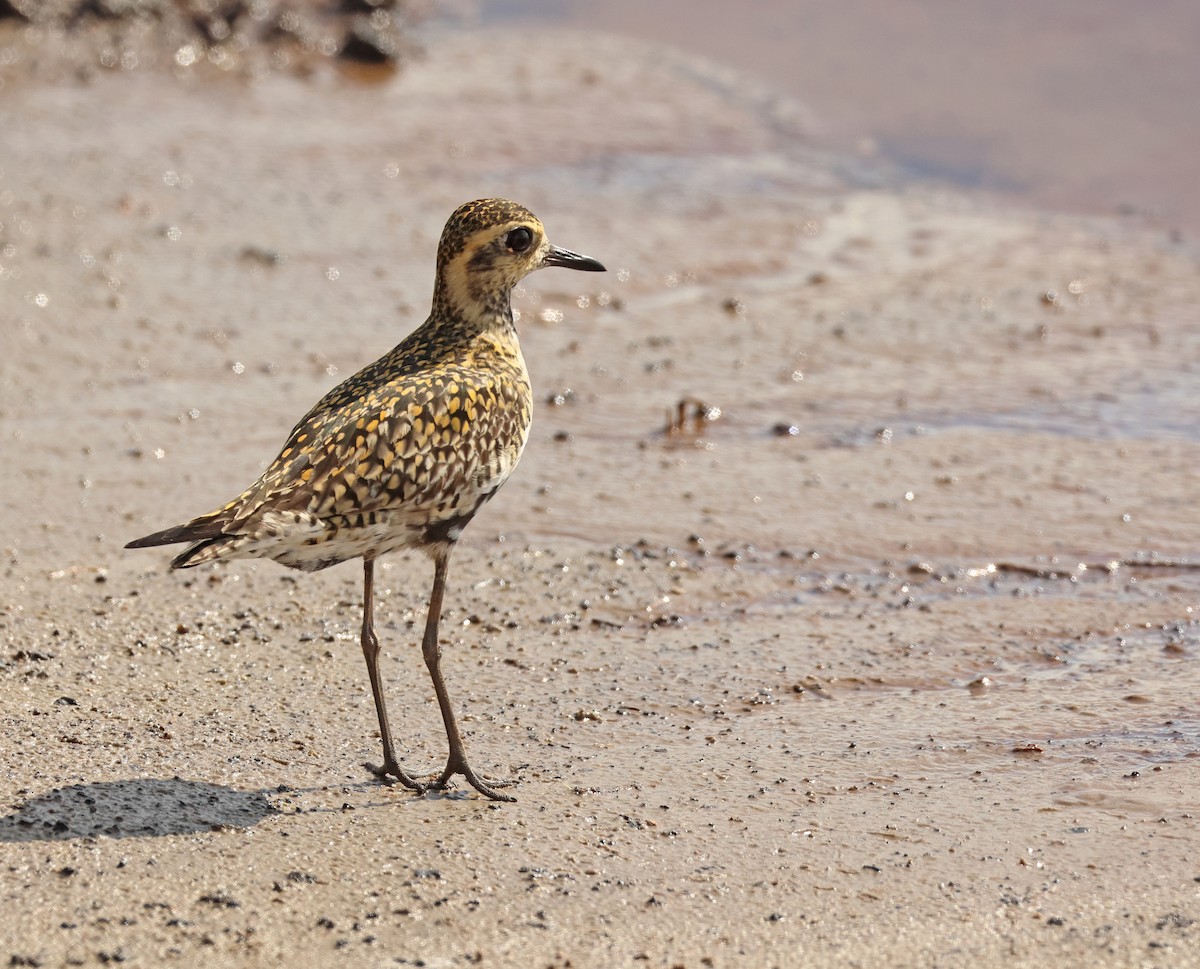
[435,198,605,326]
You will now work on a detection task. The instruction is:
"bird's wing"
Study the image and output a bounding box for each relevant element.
[244,366,526,524]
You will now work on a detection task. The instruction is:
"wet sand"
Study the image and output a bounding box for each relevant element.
[2,20,1199,969]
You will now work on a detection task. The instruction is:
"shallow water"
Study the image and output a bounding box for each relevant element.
[487,0,1200,234]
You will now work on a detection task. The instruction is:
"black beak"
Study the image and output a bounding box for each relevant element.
[544,245,606,272]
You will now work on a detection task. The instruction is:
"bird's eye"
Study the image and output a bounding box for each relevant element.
[505,227,534,253]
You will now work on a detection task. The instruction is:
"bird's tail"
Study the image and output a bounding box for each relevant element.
[125,512,239,569]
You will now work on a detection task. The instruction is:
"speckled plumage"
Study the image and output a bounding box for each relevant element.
[128,199,605,800]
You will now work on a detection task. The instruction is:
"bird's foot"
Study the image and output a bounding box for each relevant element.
[430,754,516,802]
[365,760,427,794]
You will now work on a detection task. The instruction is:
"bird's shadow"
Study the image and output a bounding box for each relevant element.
[0,777,280,843]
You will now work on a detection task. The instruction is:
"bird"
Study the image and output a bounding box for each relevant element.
[126,198,606,801]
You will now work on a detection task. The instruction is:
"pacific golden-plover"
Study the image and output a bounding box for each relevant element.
[127,199,606,801]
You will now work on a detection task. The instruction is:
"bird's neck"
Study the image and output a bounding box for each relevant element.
[431,267,517,340]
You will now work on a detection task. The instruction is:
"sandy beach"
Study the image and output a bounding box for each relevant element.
[1,7,1198,967]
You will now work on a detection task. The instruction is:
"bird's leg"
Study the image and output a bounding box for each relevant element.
[361,557,426,792]
[424,547,516,802]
